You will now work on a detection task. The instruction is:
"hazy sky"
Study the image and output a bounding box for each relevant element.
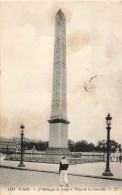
[0,1,122,145]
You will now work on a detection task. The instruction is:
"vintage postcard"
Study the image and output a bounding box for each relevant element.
[0,1,122,195]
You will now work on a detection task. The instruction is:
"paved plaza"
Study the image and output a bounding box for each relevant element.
[0,155,122,180]
[0,167,122,189]
[0,154,122,195]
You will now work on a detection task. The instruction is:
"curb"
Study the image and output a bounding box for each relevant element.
[0,165,122,181]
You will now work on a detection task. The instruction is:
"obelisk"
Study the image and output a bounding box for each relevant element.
[47,9,70,154]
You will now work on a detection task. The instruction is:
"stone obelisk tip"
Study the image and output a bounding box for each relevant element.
[57,9,65,16]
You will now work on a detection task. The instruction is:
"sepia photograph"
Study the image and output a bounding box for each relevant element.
[0,1,122,195]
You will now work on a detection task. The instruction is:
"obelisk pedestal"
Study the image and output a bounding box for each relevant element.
[47,9,70,154]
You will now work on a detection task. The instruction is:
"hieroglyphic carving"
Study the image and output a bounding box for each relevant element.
[51,9,67,120]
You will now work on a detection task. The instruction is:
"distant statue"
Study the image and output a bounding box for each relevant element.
[32,145,36,154]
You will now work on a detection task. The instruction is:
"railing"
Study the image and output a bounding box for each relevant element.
[6,152,105,163]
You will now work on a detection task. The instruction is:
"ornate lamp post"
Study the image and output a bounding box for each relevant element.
[102,113,113,176]
[18,124,25,167]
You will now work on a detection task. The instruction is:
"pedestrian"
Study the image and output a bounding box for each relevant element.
[59,156,69,187]
[119,155,121,163]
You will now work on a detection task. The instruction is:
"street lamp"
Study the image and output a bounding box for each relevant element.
[18,124,25,167]
[102,113,113,176]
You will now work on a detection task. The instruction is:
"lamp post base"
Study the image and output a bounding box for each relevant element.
[102,168,113,176]
[18,162,25,167]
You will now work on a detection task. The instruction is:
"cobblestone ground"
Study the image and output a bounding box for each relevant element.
[0,167,122,190]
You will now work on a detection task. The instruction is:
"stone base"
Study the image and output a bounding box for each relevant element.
[18,162,25,167]
[102,169,113,176]
[46,147,70,154]
[48,122,69,149]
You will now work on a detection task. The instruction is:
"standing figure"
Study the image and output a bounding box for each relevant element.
[59,156,69,187]
[119,155,121,163]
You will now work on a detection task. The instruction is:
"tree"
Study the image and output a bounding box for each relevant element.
[87,143,95,152]
[23,140,48,151]
[95,140,106,152]
[75,140,94,152]
[68,139,75,152]
[35,141,48,151]
[109,140,119,152]
[95,139,119,153]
